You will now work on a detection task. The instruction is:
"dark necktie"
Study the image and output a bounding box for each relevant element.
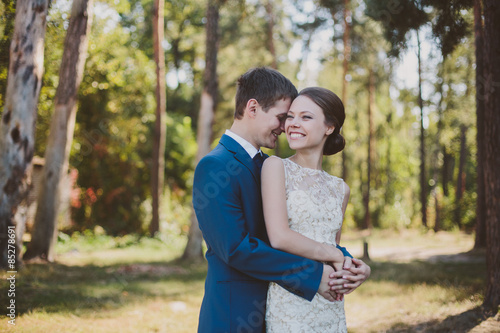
[253,152,264,171]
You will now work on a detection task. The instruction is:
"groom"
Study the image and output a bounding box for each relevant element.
[193,67,369,333]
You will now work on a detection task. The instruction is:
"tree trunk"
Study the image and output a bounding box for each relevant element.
[482,0,500,312]
[265,1,277,70]
[454,125,467,228]
[417,29,427,228]
[474,0,486,249]
[433,65,445,232]
[265,0,281,157]
[182,0,222,261]
[442,151,451,197]
[384,113,393,206]
[341,0,350,182]
[23,0,93,263]
[150,0,167,236]
[0,0,49,269]
[363,68,374,229]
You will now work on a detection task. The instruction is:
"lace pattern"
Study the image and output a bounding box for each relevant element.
[266,158,347,333]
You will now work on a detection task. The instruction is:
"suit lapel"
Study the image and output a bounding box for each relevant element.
[219,135,261,184]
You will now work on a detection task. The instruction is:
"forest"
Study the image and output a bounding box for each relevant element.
[0,0,499,330]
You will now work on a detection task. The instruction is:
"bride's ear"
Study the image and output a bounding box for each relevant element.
[325,126,335,136]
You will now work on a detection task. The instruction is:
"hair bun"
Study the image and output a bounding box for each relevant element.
[323,131,345,155]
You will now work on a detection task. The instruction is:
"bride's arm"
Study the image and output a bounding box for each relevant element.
[261,157,343,264]
[333,182,351,271]
[330,182,371,293]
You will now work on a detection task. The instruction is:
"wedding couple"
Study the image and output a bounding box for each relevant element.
[192,67,371,332]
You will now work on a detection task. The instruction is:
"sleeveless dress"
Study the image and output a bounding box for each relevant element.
[265,158,347,333]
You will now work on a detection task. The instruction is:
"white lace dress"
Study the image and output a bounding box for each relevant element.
[266,158,347,333]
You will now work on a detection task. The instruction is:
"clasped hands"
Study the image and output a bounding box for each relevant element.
[319,257,371,302]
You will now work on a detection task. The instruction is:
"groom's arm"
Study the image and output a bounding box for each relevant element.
[193,155,325,301]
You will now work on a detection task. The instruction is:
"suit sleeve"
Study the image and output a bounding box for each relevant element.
[336,244,352,258]
[193,155,323,301]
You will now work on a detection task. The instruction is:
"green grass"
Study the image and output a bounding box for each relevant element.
[1,230,498,332]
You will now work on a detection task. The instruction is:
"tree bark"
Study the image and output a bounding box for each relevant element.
[363,68,375,229]
[433,65,445,232]
[442,150,451,197]
[265,1,277,70]
[182,0,222,261]
[341,0,350,182]
[473,0,486,249]
[454,125,467,228]
[417,29,427,228]
[265,0,281,157]
[150,0,167,236]
[0,0,49,268]
[23,0,93,263]
[482,0,500,312]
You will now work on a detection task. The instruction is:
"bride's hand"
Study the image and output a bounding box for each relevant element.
[342,256,352,270]
[328,258,371,294]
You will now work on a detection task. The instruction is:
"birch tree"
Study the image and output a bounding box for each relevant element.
[0,0,50,268]
[24,0,93,262]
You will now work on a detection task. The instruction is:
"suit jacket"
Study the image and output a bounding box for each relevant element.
[193,134,323,333]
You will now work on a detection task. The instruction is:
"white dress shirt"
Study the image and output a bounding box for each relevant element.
[225,130,262,159]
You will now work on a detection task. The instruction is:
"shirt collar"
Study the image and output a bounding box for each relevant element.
[225,129,262,158]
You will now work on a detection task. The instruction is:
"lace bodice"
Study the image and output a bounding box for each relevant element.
[283,158,345,246]
[266,158,347,333]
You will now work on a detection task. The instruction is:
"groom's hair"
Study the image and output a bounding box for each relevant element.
[234,67,298,119]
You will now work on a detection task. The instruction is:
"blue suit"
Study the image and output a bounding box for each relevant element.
[193,135,323,333]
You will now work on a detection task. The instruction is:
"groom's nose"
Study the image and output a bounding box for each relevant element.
[279,119,286,133]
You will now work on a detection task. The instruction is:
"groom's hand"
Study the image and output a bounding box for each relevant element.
[328,258,371,294]
[318,264,339,302]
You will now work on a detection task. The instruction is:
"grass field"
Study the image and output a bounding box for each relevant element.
[1,230,499,332]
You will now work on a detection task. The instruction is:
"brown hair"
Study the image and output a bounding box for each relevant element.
[234,67,298,119]
[298,87,345,155]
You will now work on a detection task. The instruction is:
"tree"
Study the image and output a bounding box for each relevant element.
[265,0,281,156]
[319,0,351,181]
[24,0,94,262]
[364,68,375,229]
[341,0,351,182]
[431,63,445,231]
[182,0,224,261]
[482,0,500,312]
[150,0,166,236]
[473,0,486,249]
[0,0,50,268]
[265,0,278,70]
[416,28,427,227]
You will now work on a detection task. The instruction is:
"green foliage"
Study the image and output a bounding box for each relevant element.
[422,0,473,57]
[5,0,478,238]
[364,0,429,57]
[67,3,156,235]
[0,0,16,109]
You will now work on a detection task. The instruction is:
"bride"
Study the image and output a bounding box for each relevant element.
[261,87,369,332]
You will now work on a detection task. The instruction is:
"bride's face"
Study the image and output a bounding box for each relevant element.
[285,95,334,152]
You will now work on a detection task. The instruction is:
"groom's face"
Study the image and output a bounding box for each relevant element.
[255,98,291,149]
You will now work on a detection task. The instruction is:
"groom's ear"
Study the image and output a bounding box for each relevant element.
[246,99,259,119]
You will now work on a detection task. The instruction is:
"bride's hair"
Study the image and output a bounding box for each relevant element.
[298,87,345,156]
